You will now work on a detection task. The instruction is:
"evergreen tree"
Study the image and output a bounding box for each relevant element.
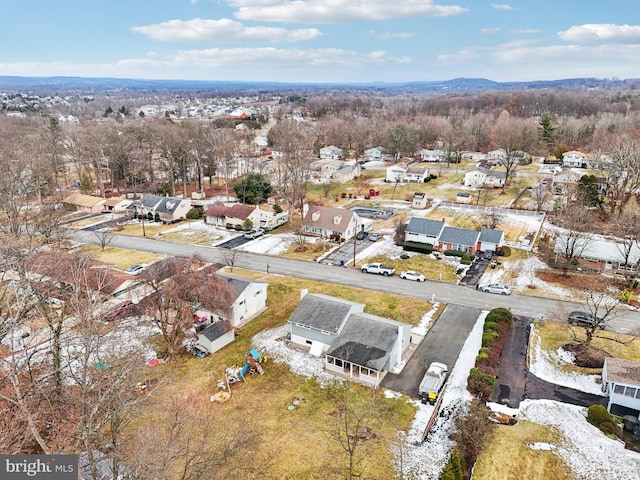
[539,112,557,149]
[79,172,94,195]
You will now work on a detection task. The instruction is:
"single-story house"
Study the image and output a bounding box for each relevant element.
[301,204,361,241]
[195,320,235,355]
[325,312,411,387]
[320,145,343,160]
[416,149,446,162]
[289,292,364,356]
[562,151,588,168]
[551,169,584,195]
[102,197,133,213]
[553,235,640,273]
[288,292,411,386]
[386,164,407,183]
[205,203,261,230]
[405,218,446,247]
[478,228,505,253]
[438,227,481,253]
[332,164,360,184]
[63,193,106,214]
[404,166,429,183]
[412,192,428,209]
[463,168,506,188]
[603,357,640,415]
[196,274,267,328]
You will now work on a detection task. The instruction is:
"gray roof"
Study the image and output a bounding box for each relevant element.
[406,217,446,237]
[199,320,233,341]
[156,196,185,214]
[479,228,504,244]
[326,313,406,371]
[141,193,163,209]
[219,274,254,301]
[288,293,363,334]
[439,227,480,247]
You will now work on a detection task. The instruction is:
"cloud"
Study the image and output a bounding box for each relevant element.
[558,24,640,44]
[481,28,501,35]
[131,18,322,43]
[228,0,468,24]
[490,3,513,10]
[370,31,416,39]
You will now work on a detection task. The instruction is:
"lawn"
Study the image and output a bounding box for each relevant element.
[82,244,165,270]
[128,272,428,479]
[359,253,460,283]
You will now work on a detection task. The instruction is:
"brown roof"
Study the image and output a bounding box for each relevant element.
[226,204,256,220]
[302,205,355,234]
[102,197,125,207]
[205,204,232,218]
[63,193,106,208]
[605,357,640,386]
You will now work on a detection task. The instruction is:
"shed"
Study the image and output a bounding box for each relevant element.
[196,320,235,355]
[456,192,471,204]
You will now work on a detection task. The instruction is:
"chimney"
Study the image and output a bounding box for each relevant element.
[300,288,308,300]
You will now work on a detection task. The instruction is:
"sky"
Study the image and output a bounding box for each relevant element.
[2,0,639,84]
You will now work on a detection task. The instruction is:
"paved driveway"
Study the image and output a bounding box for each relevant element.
[381,304,480,396]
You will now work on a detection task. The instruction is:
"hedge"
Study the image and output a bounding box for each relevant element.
[403,242,434,254]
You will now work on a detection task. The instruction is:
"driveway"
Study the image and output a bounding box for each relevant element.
[491,315,607,408]
[381,304,480,396]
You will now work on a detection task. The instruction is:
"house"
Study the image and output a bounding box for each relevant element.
[405,218,446,247]
[456,192,471,204]
[365,147,385,160]
[288,292,411,386]
[320,145,343,160]
[463,167,506,188]
[553,235,640,273]
[551,169,583,195]
[195,320,235,355]
[301,204,361,241]
[438,227,481,253]
[386,164,407,183]
[404,166,429,183]
[102,196,133,213]
[324,312,411,387]
[562,151,588,168]
[205,203,260,230]
[412,192,428,209]
[602,357,640,415]
[195,274,267,328]
[289,292,364,356]
[416,149,445,162]
[332,164,359,184]
[478,228,505,253]
[63,193,106,214]
[488,149,507,162]
[139,194,192,223]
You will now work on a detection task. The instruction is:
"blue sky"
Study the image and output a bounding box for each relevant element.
[2,0,639,83]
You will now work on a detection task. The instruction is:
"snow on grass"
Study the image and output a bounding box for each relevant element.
[519,399,640,480]
[236,233,295,255]
[528,324,604,396]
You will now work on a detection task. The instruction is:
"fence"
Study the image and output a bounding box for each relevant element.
[438,201,546,217]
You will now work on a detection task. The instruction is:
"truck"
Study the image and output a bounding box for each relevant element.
[361,262,396,276]
[418,362,448,404]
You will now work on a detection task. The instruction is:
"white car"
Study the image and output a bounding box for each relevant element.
[400,270,426,282]
[244,228,265,239]
[126,264,145,275]
[479,283,511,295]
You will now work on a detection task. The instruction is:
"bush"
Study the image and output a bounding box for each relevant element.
[273,203,283,214]
[486,307,513,324]
[482,330,499,347]
[587,404,611,427]
[186,208,200,220]
[483,321,500,332]
[461,253,472,265]
[599,421,618,436]
[467,368,495,399]
[403,242,433,254]
[500,245,512,257]
[439,447,465,480]
[444,249,466,257]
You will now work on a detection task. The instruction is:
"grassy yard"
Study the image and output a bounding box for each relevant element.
[128,272,428,479]
[82,244,165,270]
[360,253,459,283]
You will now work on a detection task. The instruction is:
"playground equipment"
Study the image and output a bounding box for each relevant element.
[217,348,268,392]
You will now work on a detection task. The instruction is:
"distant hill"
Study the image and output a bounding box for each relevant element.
[1,75,639,96]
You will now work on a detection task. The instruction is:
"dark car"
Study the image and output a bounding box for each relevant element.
[356,230,368,241]
[568,311,604,329]
[103,300,135,321]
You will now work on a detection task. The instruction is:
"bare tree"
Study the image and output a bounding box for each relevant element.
[480,209,505,230]
[94,228,115,251]
[614,211,640,270]
[553,208,596,274]
[221,249,238,272]
[531,182,550,212]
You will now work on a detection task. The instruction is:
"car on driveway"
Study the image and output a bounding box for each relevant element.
[368,233,382,241]
[400,270,426,282]
[568,311,604,329]
[356,230,368,240]
[244,228,265,239]
[103,300,135,321]
[479,283,511,295]
[126,264,145,275]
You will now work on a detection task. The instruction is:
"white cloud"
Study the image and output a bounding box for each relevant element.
[370,31,417,39]
[558,24,640,44]
[132,18,322,43]
[490,3,513,10]
[228,0,468,24]
[481,27,501,35]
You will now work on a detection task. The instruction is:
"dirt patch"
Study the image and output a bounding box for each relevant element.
[562,343,611,369]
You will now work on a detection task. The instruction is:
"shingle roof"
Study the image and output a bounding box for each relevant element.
[226,204,256,220]
[479,228,504,244]
[288,293,363,333]
[604,357,640,386]
[199,320,233,341]
[302,205,357,235]
[326,313,407,371]
[206,203,232,218]
[63,193,105,208]
[439,226,481,247]
[141,194,163,209]
[218,274,263,301]
[406,218,446,237]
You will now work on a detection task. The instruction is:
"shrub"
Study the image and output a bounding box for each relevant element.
[587,404,611,427]
[482,330,499,347]
[500,245,512,257]
[403,242,433,254]
[467,368,495,399]
[483,321,500,332]
[186,208,200,220]
[486,307,513,324]
[476,350,489,362]
[599,421,618,436]
[273,203,283,214]
[620,289,634,303]
[440,447,465,480]
[444,249,466,257]
[461,253,472,265]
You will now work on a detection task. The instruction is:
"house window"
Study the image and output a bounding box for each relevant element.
[624,387,637,398]
[335,358,343,368]
[327,357,334,365]
[305,340,312,346]
[255,290,262,296]
[614,384,625,395]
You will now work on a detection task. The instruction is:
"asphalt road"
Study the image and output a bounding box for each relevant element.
[69,229,640,334]
[381,304,481,396]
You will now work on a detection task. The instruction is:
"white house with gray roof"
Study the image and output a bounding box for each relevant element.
[463,167,507,188]
[405,218,504,254]
[405,218,446,247]
[136,194,192,223]
[288,292,411,386]
[478,228,505,253]
[602,357,640,415]
[439,227,481,253]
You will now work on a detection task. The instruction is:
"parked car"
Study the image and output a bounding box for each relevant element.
[244,228,265,239]
[568,311,604,329]
[368,233,382,241]
[483,250,493,260]
[356,230,368,240]
[126,264,145,275]
[400,270,426,282]
[103,300,135,321]
[479,283,511,295]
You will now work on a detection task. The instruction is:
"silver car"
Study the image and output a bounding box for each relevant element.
[479,283,511,295]
[400,270,426,282]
